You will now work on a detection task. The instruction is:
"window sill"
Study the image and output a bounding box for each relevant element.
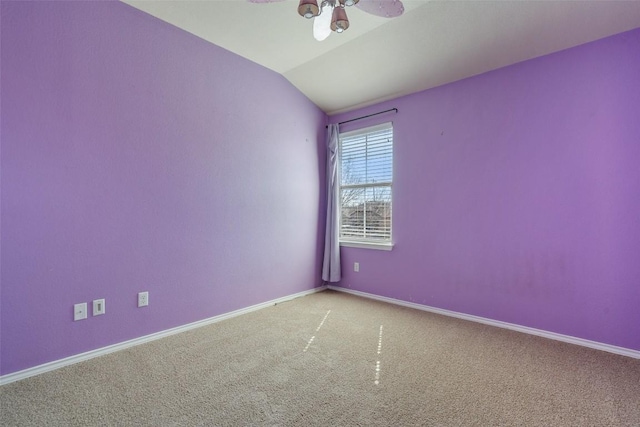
[340,241,394,251]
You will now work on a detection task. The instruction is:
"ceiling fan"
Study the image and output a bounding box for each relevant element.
[248,0,405,41]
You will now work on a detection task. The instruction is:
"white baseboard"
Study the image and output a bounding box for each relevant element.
[0,286,327,386]
[328,286,640,360]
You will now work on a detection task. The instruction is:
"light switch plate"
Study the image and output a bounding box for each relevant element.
[93,299,106,316]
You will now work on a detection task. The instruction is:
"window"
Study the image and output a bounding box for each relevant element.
[339,122,393,249]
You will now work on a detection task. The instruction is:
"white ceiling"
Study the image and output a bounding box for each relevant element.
[123,1,640,115]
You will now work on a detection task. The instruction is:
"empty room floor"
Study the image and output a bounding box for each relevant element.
[2,290,639,426]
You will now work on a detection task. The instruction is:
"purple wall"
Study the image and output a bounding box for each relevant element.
[332,28,640,351]
[1,1,326,375]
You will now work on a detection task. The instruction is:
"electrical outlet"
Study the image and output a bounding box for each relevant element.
[138,291,149,307]
[354,262,360,272]
[74,303,88,321]
[93,298,106,316]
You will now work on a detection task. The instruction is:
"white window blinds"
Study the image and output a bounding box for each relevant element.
[339,122,393,242]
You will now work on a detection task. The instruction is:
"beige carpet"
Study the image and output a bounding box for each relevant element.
[2,290,639,426]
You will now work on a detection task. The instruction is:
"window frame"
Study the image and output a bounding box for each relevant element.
[338,122,394,251]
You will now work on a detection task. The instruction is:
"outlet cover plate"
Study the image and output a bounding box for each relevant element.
[138,291,149,307]
[74,302,88,321]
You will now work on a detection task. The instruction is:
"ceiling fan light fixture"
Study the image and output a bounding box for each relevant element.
[298,0,319,19]
[330,5,349,33]
[339,0,359,7]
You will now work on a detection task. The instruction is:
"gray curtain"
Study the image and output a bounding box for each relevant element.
[322,124,341,282]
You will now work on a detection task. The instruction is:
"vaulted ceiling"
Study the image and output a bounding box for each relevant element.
[123,1,640,114]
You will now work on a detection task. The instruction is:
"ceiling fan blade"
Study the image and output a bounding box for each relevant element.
[313,3,333,41]
[356,0,404,18]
